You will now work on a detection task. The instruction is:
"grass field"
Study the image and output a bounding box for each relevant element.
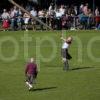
[0,30,100,100]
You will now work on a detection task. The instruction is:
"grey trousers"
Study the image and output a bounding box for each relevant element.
[61,49,69,70]
[63,59,69,70]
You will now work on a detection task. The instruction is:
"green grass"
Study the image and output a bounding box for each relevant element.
[0,30,100,100]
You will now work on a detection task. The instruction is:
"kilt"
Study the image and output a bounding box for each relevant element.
[61,49,72,60]
[26,73,37,84]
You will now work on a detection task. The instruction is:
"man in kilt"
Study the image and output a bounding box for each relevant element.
[25,58,38,90]
[61,36,73,71]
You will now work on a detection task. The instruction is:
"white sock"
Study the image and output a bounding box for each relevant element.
[28,83,33,88]
[25,82,29,86]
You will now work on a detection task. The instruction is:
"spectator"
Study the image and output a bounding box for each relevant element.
[49,3,54,12]
[79,4,84,14]
[83,3,89,16]
[1,9,10,19]
[74,6,78,15]
[17,15,23,30]
[78,13,88,29]
[38,9,45,30]
[55,8,62,30]
[2,19,10,31]
[30,7,37,30]
[17,8,22,16]
[23,13,30,31]
[87,9,93,29]
[95,7,99,16]
[0,3,99,31]
[62,14,68,29]
[48,7,55,29]
[30,7,37,17]
[95,7,100,28]
[10,8,17,31]
[59,5,65,16]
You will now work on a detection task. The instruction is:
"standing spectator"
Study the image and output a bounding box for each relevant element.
[10,7,18,30]
[0,14,2,27]
[1,9,10,31]
[17,15,23,30]
[49,8,55,29]
[49,3,54,12]
[87,9,93,29]
[10,9,15,30]
[74,6,78,15]
[55,8,62,30]
[30,7,37,30]
[30,7,37,17]
[62,14,68,29]
[38,9,45,30]
[95,7,99,16]
[1,9,10,19]
[17,8,22,16]
[2,19,10,31]
[23,13,30,31]
[59,5,65,16]
[83,3,89,16]
[95,7,100,28]
[10,6,18,18]
[16,9,23,30]
[79,4,84,14]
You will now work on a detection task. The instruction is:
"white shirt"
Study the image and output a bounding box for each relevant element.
[1,12,10,19]
[56,11,62,18]
[59,8,65,15]
[38,11,44,18]
[62,42,69,49]
[95,9,99,16]
[10,9,18,18]
[30,10,37,17]
[49,6,52,11]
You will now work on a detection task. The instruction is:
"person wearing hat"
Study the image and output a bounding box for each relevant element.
[25,58,38,90]
[61,36,73,71]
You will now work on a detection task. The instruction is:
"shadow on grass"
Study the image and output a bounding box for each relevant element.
[31,87,57,92]
[71,67,94,71]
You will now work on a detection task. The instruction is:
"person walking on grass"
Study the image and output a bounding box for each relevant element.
[61,36,73,71]
[25,58,38,91]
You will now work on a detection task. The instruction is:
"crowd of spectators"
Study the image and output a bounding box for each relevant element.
[0,3,100,31]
